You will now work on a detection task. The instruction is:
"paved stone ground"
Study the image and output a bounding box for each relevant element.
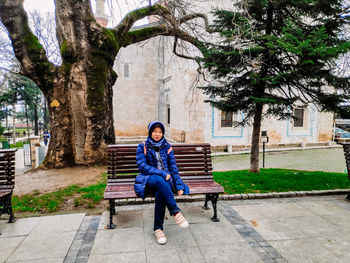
[1,195,350,263]
[213,147,346,173]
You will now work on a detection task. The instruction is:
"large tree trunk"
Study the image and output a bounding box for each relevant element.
[43,61,116,167]
[249,103,263,173]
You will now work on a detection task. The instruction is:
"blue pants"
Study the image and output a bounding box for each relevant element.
[146,175,180,231]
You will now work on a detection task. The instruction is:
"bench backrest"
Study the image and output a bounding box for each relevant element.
[107,144,212,183]
[0,149,17,190]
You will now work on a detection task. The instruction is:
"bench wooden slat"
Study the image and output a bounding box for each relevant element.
[108,159,212,166]
[0,191,11,198]
[0,171,15,176]
[0,184,14,189]
[104,180,224,199]
[108,169,140,174]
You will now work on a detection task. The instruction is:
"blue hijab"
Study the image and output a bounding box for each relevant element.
[147,121,166,148]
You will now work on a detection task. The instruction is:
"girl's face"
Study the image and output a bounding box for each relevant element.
[152,127,163,141]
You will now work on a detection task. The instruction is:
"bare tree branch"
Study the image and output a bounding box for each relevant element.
[0,0,56,93]
[178,13,215,33]
[114,4,169,39]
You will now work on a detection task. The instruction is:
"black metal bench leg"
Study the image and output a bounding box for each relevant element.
[346,194,350,201]
[6,195,16,223]
[1,194,16,223]
[107,199,116,229]
[203,194,211,210]
[210,193,220,222]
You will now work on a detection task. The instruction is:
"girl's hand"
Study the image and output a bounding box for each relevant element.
[166,174,171,180]
[177,190,184,196]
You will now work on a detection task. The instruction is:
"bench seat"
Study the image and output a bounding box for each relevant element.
[104,181,224,199]
[104,143,224,229]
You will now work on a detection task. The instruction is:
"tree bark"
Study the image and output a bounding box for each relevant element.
[249,103,263,173]
[12,102,16,145]
[249,0,273,173]
[25,103,30,140]
[43,99,49,130]
[34,104,38,136]
[0,0,205,167]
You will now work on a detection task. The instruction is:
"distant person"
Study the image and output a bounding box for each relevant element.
[134,121,190,245]
[43,131,50,146]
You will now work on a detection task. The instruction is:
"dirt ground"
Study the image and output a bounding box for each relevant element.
[14,166,107,196]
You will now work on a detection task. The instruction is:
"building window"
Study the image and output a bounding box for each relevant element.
[221,111,233,127]
[167,105,170,124]
[123,63,130,78]
[294,107,304,127]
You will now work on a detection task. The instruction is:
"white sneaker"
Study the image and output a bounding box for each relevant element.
[174,212,189,228]
[155,229,167,245]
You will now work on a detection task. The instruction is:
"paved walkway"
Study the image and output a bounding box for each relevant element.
[1,195,350,262]
[213,146,346,173]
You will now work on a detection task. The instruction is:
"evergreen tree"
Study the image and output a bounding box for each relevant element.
[0,75,42,139]
[199,0,350,172]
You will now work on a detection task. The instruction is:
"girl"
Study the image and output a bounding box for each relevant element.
[134,121,190,245]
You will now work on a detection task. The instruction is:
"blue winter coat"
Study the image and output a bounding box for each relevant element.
[134,138,190,199]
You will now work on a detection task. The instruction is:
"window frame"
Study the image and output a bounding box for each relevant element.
[221,111,233,127]
[293,107,305,128]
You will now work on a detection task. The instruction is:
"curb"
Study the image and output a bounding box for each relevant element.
[114,189,350,206]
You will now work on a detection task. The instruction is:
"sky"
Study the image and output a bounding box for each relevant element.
[22,0,152,27]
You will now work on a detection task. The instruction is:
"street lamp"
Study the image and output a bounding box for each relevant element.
[261,131,269,168]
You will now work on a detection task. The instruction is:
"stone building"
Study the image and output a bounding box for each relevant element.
[96,0,334,150]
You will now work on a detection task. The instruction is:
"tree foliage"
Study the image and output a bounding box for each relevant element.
[199,0,350,172]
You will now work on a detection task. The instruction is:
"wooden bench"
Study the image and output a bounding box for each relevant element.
[0,149,17,223]
[104,143,224,229]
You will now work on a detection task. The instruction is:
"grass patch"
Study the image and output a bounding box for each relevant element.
[10,139,30,148]
[12,174,107,213]
[213,168,350,194]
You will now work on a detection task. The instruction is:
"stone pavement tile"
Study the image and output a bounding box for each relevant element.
[142,203,213,228]
[90,227,144,255]
[144,224,196,250]
[231,202,314,221]
[321,214,350,233]
[6,231,76,262]
[0,217,41,237]
[0,236,26,262]
[31,213,86,234]
[146,246,205,263]
[190,220,246,246]
[8,258,65,263]
[199,243,263,263]
[249,215,344,241]
[180,205,215,224]
[320,235,350,262]
[98,210,144,229]
[298,201,350,216]
[87,251,146,263]
[330,199,350,212]
[269,237,346,263]
[143,209,175,227]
